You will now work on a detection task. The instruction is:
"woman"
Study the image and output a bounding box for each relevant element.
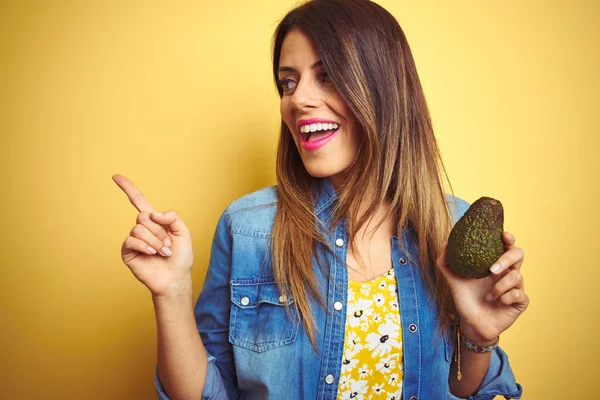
[115,0,528,398]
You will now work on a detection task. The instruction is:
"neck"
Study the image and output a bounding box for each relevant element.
[326,175,395,235]
[357,200,395,239]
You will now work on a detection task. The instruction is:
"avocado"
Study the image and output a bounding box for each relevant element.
[447,197,504,279]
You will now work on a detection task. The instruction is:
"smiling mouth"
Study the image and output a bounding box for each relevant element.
[300,122,339,142]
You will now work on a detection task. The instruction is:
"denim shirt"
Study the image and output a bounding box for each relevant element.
[156,180,523,400]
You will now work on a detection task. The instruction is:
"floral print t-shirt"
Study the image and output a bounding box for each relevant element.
[337,268,404,400]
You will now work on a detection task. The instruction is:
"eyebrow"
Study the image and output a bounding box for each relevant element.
[277,60,323,73]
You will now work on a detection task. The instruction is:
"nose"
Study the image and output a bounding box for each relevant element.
[290,79,321,111]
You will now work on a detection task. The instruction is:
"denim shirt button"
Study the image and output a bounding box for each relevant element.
[278,295,288,303]
[409,397,417,400]
[325,374,334,384]
[334,301,343,311]
[240,296,250,306]
[409,323,417,332]
[335,238,344,247]
[399,257,407,265]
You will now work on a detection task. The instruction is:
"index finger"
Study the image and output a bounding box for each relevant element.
[502,231,516,252]
[112,174,156,212]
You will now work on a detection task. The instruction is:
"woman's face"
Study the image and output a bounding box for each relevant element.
[278,28,358,189]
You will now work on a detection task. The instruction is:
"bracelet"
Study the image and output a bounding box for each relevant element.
[453,321,499,382]
[461,333,499,353]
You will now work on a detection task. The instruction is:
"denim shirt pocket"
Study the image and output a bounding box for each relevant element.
[229,277,299,353]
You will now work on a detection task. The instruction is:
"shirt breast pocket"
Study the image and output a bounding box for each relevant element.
[229,278,299,353]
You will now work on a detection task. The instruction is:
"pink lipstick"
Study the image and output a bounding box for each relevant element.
[297,118,340,151]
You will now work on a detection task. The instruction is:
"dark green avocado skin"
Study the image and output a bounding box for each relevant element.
[447,197,504,279]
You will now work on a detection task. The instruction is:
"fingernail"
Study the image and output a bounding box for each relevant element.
[485,293,493,301]
[506,232,513,240]
[153,212,164,217]
[163,237,171,247]
[490,263,501,273]
[161,247,172,256]
[146,246,157,254]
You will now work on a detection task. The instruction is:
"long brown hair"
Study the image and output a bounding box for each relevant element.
[271,0,456,348]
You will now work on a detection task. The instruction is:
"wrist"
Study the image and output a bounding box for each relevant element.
[152,274,194,302]
[458,322,499,347]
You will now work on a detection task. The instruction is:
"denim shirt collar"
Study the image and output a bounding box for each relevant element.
[314,178,339,215]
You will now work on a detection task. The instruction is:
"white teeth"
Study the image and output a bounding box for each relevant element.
[299,122,339,134]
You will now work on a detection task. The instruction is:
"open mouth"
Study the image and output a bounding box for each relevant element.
[300,122,339,142]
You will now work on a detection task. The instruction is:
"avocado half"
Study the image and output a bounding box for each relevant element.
[447,197,504,279]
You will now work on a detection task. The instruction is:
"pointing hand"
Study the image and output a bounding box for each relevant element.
[113,174,194,296]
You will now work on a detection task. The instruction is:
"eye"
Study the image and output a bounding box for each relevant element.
[320,72,332,85]
[277,79,297,93]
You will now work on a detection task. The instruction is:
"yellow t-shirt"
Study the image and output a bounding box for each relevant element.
[337,268,404,399]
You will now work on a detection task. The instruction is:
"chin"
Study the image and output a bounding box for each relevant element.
[302,162,347,180]
[306,171,334,179]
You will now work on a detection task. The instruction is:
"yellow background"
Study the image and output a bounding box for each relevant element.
[1,0,597,398]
